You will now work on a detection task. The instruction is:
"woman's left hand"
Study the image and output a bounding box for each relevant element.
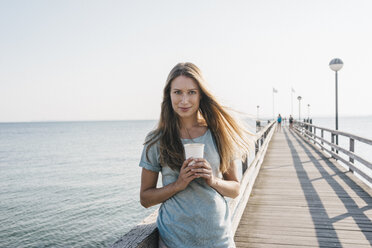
[190,158,216,187]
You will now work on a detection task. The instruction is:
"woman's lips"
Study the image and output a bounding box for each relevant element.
[180,107,190,112]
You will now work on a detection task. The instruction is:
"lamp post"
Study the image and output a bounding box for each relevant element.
[307,104,310,120]
[329,58,344,149]
[297,96,302,121]
[256,105,260,130]
[273,88,278,121]
[291,87,295,116]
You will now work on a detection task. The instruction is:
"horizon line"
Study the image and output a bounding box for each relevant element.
[1,114,372,124]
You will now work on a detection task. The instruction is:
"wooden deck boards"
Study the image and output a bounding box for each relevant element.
[234,127,372,247]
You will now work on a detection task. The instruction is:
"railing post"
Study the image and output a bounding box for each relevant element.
[331,133,335,152]
[255,141,259,155]
[313,127,316,144]
[331,133,338,160]
[242,154,248,174]
[321,129,324,151]
[302,122,305,134]
[349,138,354,173]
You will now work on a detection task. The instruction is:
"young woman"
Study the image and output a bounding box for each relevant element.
[139,62,252,247]
[277,114,282,132]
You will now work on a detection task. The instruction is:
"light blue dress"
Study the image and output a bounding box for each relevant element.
[139,129,236,248]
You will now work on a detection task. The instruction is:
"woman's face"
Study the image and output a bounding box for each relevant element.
[170,75,201,120]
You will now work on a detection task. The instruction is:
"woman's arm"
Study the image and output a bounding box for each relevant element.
[140,158,198,208]
[191,158,240,198]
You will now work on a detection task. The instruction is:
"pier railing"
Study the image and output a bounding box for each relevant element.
[111,121,277,248]
[229,120,276,234]
[294,121,372,185]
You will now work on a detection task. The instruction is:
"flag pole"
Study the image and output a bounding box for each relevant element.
[272,89,274,120]
[291,88,293,116]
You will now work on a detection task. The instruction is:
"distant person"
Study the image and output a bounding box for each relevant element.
[277,114,282,131]
[289,115,294,129]
[139,62,253,247]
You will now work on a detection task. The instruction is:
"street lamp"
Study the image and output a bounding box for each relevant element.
[329,58,344,148]
[297,96,302,121]
[307,104,310,120]
[256,105,260,130]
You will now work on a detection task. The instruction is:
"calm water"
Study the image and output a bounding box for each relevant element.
[0,121,158,248]
[0,117,370,247]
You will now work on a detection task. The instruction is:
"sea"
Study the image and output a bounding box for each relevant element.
[0,116,371,247]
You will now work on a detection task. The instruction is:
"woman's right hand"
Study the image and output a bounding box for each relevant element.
[174,158,198,192]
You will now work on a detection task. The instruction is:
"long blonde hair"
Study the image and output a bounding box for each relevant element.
[145,62,253,173]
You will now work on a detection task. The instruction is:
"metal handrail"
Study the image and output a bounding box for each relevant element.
[294,121,372,185]
[296,121,372,145]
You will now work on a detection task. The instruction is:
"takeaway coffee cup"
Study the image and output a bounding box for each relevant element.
[184,143,204,165]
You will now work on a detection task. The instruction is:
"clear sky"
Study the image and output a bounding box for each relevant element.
[1,0,372,122]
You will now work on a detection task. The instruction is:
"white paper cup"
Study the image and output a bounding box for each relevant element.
[184,143,204,165]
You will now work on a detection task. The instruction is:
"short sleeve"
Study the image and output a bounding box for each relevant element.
[139,141,162,172]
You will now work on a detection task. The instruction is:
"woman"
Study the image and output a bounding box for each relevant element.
[277,114,282,132]
[139,62,252,247]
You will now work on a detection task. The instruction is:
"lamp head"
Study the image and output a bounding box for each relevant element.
[297,96,302,101]
[329,58,344,71]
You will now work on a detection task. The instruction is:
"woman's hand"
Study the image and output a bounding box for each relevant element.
[174,158,199,191]
[191,158,240,198]
[190,158,216,187]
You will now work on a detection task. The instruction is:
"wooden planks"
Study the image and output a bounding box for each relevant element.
[234,127,372,248]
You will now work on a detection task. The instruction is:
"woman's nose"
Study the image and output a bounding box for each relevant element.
[181,94,188,103]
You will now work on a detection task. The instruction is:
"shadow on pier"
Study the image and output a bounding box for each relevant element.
[235,127,372,248]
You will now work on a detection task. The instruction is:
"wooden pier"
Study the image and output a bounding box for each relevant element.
[235,127,372,247]
[113,122,372,248]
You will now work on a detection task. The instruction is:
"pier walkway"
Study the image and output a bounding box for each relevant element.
[114,123,372,248]
[235,127,372,247]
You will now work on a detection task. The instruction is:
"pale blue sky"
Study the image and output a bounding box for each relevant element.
[1,0,372,122]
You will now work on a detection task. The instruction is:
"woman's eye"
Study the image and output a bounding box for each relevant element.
[189,91,196,95]
[174,91,181,94]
